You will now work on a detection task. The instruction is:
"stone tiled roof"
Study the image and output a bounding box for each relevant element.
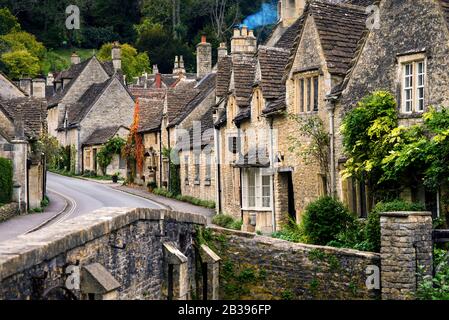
[215,56,232,97]
[0,98,47,140]
[439,0,449,26]
[166,89,200,124]
[263,94,287,115]
[285,1,368,78]
[48,57,118,107]
[138,98,164,133]
[233,58,256,107]
[311,1,368,75]
[274,16,306,49]
[129,88,166,100]
[168,73,217,128]
[83,125,127,146]
[258,46,290,101]
[178,107,215,150]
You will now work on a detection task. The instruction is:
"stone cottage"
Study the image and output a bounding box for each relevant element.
[0,73,47,211]
[213,0,371,233]
[46,44,135,174]
[332,0,449,217]
[82,126,130,177]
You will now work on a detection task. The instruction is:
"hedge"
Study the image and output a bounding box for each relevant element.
[0,157,13,203]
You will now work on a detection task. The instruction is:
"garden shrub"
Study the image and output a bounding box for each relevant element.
[0,157,13,203]
[152,188,215,209]
[417,248,449,300]
[301,196,355,245]
[272,217,305,243]
[212,214,242,231]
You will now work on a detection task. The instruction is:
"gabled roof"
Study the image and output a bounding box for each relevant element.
[129,88,166,100]
[0,98,46,140]
[166,88,200,125]
[215,56,232,97]
[285,1,368,77]
[177,107,215,150]
[138,98,165,133]
[48,57,116,107]
[0,72,26,100]
[168,73,217,128]
[274,16,306,49]
[83,125,128,146]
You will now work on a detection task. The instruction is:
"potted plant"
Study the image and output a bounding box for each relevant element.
[147,181,157,192]
[112,172,120,183]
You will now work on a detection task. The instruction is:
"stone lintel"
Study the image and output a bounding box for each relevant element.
[81,263,121,295]
[163,242,188,265]
[199,244,221,263]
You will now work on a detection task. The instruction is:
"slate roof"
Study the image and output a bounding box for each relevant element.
[83,125,127,146]
[263,94,287,115]
[233,58,256,107]
[129,88,166,100]
[274,16,306,49]
[215,56,232,97]
[284,1,368,78]
[48,57,117,107]
[135,73,197,89]
[0,98,46,140]
[168,73,217,128]
[138,98,165,133]
[166,88,200,125]
[258,46,290,101]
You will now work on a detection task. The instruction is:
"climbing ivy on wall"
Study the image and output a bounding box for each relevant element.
[97,136,126,174]
[0,157,13,203]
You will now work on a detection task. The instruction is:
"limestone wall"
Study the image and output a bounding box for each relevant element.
[0,208,207,300]
[0,203,19,223]
[208,227,381,300]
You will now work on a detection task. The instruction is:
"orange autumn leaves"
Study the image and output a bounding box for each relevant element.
[123,98,144,176]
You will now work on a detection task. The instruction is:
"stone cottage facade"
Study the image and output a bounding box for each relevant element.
[46,45,135,174]
[0,73,47,211]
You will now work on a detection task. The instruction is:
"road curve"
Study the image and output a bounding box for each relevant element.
[46,172,164,224]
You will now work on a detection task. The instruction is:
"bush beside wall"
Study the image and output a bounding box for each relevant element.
[0,158,13,204]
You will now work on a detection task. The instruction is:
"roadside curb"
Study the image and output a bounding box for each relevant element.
[24,190,70,234]
[111,187,173,211]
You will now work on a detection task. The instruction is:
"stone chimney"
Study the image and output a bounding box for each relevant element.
[19,78,32,96]
[174,55,186,78]
[112,42,122,71]
[153,65,159,75]
[231,26,257,62]
[196,35,212,79]
[46,72,54,86]
[218,42,228,61]
[173,56,179,73]
[71,52,81,65]
[32,78,46,99]
[279,0,305,28]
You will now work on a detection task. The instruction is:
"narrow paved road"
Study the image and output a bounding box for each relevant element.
[46,172,164,224]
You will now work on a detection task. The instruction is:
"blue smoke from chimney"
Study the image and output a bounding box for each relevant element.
[241,2,278,30]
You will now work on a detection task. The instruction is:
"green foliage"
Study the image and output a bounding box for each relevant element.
[152,187,216,209]
[417,249,449,300]
[0,157,13,203]
[0,7,20,35]
[301,197,354,246]
[1,49,40,78]
[34,134,60,169]
[97,42,150,81]
[212,214,242,230]
[41,195,50,208]
[96,137,126,174]
[272,217,305,243]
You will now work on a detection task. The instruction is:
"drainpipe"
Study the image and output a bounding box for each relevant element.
[214,126,222,214]
[327,97,337,198]
[159,129,163,188]
[167,128,171,191]
[269,118,276,232]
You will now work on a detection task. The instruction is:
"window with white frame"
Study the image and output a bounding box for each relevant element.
[402,60,425,113]
[241,168,272,210]
[194,153,200,184]
[205,152,211,183]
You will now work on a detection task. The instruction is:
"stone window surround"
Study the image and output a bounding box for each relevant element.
[397,52,427,115]
[293,69,320,114]
[241,168,272,211]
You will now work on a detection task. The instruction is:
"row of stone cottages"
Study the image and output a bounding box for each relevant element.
[133,0,449,234]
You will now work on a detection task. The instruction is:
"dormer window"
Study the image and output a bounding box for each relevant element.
[399,53,426,114]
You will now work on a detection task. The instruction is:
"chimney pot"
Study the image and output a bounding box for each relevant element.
[71,52,81,65]
[196,36,212,78]
[201,35,207,43]
[112,42,122,71]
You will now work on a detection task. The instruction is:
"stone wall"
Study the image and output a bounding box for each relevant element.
[0,203,19,223]
[0,208,208,300]
[207,227,381,300]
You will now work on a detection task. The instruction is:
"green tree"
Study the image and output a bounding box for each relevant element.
[0,31,46,58]
[1,49,40,78]
[97,42,150,81]
[0,7,19,35]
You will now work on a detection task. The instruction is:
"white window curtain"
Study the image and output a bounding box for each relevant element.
[242,168,272,210]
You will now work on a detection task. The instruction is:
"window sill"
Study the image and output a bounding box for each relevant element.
[194,181,200,186]
[204,180,211,186]
[241,208,272,212]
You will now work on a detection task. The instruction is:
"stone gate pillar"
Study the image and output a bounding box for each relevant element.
[380,212,433,300]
